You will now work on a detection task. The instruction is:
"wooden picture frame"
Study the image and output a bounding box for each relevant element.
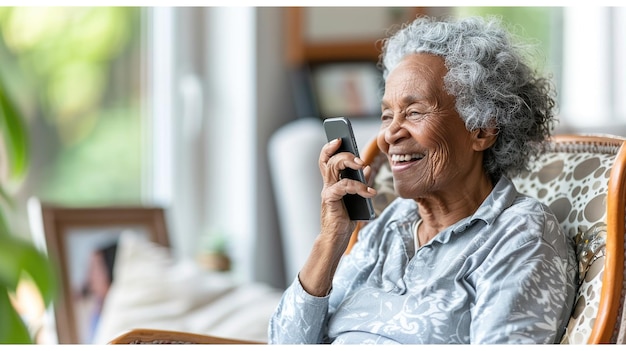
[30,202,169,344]
[310,61,383,120]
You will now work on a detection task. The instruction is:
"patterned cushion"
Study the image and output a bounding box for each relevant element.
[366,145,618,344]
[513,151,616,344]
[370,162,396,216]
[560,224,607,344]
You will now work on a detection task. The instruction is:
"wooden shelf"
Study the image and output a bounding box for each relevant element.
[285,7,425,66]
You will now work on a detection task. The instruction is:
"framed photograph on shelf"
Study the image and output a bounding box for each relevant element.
[28,200,169,344]
[310,61,383,120]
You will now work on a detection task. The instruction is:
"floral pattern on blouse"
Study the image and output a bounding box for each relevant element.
[268,177,578,344]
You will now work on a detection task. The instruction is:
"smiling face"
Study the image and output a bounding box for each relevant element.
[377,53,492,201]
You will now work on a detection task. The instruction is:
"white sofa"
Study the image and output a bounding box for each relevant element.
[268,117,381,282]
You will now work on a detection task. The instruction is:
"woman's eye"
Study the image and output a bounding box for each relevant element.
[407,110,424,118]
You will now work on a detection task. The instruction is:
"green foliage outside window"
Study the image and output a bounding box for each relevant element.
[0,7,143,206]
[453,7,561,75]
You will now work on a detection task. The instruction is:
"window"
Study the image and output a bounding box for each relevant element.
[452,7,561,74]
[445,6,626,131]
[0,7,145,235]
[560,7,626,128]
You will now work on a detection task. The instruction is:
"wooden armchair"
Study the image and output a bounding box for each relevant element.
[348,134,626,344]
[111,133,626,344]
[108,329,261,344]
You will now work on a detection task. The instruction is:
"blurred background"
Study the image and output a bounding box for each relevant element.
[1,6,625,293]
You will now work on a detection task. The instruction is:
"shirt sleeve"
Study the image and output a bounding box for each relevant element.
[267,275,330,344]
[267,220,381,345]
[469,212,576,344]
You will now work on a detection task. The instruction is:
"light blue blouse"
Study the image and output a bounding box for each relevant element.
[268,176,578,344]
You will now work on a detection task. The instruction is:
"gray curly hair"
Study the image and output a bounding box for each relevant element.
[380,15,557,181]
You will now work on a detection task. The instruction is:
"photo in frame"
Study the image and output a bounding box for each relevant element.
[28,200,169,344]
[310,61,383,120]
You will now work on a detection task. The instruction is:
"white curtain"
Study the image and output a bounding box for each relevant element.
[560,7,626,129]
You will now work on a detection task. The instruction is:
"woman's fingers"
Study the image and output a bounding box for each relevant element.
[319,138,341,165]
[319,139,376,198]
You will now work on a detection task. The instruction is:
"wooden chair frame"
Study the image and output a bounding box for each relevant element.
[108,328,261,344]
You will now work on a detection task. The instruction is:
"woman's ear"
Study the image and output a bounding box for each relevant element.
[471,128,498,151]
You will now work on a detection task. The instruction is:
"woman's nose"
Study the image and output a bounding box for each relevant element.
[384,118,408,144]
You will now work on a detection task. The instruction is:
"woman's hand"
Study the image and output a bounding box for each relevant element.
[319,138,376,241]
[297,138,376,297]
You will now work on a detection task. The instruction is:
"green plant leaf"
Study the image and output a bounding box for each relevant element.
[0,234,56,306]
[0,206,10,238]
[0,182,11,205]
[0,74,29,180]
[0,288,32,343]
[0,30,40,345]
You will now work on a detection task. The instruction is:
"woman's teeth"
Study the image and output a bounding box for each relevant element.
[391,153,424,162]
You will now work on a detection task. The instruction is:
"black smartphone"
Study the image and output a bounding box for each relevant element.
[323,117,376,221]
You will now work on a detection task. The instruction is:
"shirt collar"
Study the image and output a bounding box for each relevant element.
[388,176,520,246]
[449,175,518,233]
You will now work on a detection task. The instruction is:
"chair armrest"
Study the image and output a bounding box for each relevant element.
[107,328,264,344]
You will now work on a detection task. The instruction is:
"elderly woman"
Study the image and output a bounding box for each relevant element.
[269,16,577,344]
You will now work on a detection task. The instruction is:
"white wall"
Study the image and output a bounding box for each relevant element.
[202,7,258,283]
[252,8,297,288]
[145,8,210,267]
[147,7,295,288]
